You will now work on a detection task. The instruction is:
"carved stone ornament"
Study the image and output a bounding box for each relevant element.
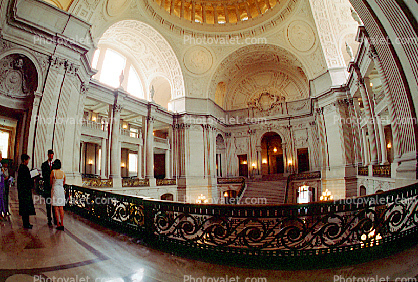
[287,20,316,52]
[183,46,213,75]
[0,55,33,98]
[249,92,285,113]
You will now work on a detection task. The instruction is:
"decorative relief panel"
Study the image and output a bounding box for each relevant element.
[0,54,37,99]
[287,20,316,52]
[183,46,213,75]
[106,0,131,17]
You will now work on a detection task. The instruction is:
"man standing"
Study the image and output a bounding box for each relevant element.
[17,154,35,229]
[41,149,55,226]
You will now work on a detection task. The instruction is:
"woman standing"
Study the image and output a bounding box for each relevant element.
[17,154,36,229]
[50,159,66,230]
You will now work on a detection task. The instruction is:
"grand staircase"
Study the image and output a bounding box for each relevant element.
[239,174,288,205]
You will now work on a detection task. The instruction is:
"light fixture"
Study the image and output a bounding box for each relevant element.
[242,160,247,165]
[370,82,373,87]
[196,194,209,204]
[262,159,267,164]
[223,191,228,197]
[88,159,93,165]
[251,163,256,168]
[273,147,277,153]
[121,162,125,168]
[123,123,128,129]
[320,189,334,201]
[152,132,155,136]
[387,143,392,149]
[92,116,97,122]
[288,159,292,165]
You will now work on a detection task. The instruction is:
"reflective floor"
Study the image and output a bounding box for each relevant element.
[1,186,418,282]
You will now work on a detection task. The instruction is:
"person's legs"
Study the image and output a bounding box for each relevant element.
[59,206,64,226]
[53,206,61,227]
[4,182,9,215]
[22,215,31,228]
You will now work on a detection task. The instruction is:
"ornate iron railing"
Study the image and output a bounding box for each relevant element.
[156,178,176,186]
[358,166,369,176]
[373,164,391,178]
[82,178,113,187]
[65,183,418,260]
[122,178,150,187]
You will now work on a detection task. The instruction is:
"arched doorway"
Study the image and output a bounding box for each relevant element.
[0,53,38,170]
[261,132,284,175]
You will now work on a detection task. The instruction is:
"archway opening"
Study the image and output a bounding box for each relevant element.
[261,132,283,175]
[150,76,171,109]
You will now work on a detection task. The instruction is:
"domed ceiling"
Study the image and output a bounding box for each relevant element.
[146,0,296,32]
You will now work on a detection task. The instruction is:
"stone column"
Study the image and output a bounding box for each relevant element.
[146,116,155,185]
[358,80,379,164]
[27,92,42,165]
[100,137,107,178]
[137,144,142,178]
[80,142,85,174]
[110,104,122,187]
[376,115,389,165]
[362,127,370,165]
[165,149,171,179]
[256,146,262,175]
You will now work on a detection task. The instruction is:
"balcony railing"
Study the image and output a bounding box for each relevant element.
[154,136,169,145]
[65,183,418,266]
[373,164,391,178]
[358,166,369,176]
[82,120,106,131]
[122,178,149,187]
[156,178,176,186]
[82,178,113,187]
[120,128,140,138]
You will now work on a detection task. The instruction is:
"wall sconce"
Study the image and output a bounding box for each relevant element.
[152,132,155,136]
[387,143,392,149]
[91,116,97,122]
[121,162,125,168]
[251,163,256,168]
[287,159,292,165]
[242,160,247,165]
[88,159,93,165]
[320,189,333,201]
[196,194,209,204]
[122,123,128,129]
[223,191,228,197]
[370,82,373,87]
[273,147,277,153]
[262,159,267,164]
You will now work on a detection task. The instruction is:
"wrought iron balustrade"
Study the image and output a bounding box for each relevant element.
[122,178,149,187]
[372,164,391,178]
[65,183,418,261]
[358,166,369,176]
[82,178,113,188]
[156,178,176,186]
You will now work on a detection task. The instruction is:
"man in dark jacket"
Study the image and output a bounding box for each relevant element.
[17,154,35,229]
[41,149,55,226]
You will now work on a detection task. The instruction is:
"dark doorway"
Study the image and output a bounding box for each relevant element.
[297,148,309,173]
[238,154,248,177]
[276,155,284,173]
[154,154,165,179]
[261,132,283,175]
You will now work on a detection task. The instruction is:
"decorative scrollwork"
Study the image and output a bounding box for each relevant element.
[65,183,418,257]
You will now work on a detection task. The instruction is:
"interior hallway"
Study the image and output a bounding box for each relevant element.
[1,186,418,282]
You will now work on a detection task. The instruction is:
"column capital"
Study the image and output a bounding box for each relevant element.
[113,104,123,113]
[147,116,155,123]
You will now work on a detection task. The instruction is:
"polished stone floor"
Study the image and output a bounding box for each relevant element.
[1,186,418,282]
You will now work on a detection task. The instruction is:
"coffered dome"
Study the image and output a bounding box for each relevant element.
[149,0,293,32]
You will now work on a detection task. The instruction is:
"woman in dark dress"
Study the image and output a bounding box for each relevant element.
[17,154,36,229]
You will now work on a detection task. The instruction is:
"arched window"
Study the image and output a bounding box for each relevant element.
[127,66,144,99]
[100,49,126,88]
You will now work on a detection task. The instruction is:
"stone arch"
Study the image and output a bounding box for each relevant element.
[0,48,44,95]
[359,185,367,196]
[94,20,185,99]
[208,44,310,110]
[149,75,171,109]
[256,128,288,148]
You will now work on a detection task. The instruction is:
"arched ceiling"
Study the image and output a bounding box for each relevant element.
[210,44,309,110]
[98,20,185,98]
